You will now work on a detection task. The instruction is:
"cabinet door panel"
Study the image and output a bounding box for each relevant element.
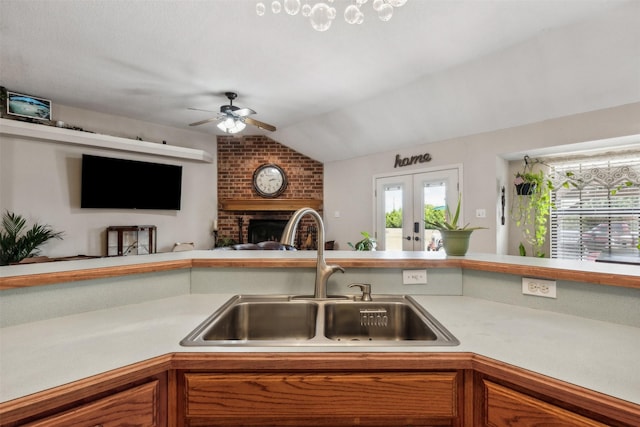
[22,380,159,427]
[184,372,457,426]
[484,380,607,427]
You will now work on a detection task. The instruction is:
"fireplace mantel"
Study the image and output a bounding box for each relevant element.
[219,198,323,211]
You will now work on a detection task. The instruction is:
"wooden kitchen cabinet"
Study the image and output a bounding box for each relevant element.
[482,380,607,427]
[0,368,168,427]
[179,371,462,427]
[21,380,160,427]
[3,354,639,427]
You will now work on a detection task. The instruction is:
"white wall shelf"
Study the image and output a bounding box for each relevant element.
[0,118,213,163]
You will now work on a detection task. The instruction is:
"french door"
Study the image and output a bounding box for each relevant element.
[375,168,460,251]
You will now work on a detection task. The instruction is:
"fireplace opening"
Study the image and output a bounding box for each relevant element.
[248,219,288,243]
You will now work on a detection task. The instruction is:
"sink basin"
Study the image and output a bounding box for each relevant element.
[324,301,439,341]
[181,296,318,344]
[180,294,458,347]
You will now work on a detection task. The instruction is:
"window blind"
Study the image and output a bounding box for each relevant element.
[549,152,640,261]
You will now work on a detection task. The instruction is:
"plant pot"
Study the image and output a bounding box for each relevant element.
[515,182,536,195]
[440,230,473,256]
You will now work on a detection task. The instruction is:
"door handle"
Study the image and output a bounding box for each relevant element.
[405,236,412,241]
[414,222,420,233]
[414,236,420,241]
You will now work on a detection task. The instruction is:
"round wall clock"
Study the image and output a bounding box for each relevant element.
[252,163,287,198]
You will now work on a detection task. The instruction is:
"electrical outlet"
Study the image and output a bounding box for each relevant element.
[403,269,427,285]
[522,277,557,298]
[475,209,486,218]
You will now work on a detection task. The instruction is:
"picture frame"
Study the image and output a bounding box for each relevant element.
[6,90,52,121]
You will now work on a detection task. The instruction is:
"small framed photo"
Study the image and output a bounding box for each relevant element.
[6,91,52,121]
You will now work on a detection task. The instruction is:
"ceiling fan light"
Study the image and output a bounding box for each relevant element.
[232,121,247,133]
[217,118,246,134]
[216,121,228,133]
[256,2,266,16]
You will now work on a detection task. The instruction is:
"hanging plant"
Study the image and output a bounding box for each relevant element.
[511,159,555,257]
[513,173,537,195]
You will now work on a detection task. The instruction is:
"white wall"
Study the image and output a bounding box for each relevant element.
[323,103,640,255]
[0,105,218,257]
[3,103,639,259]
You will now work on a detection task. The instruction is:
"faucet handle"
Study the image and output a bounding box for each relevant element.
[349,283,372,301]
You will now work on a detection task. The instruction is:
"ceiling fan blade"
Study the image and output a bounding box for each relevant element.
[245,117,276,132]
[188,107,217,113]
[234,107,256,117]
[189,117,219,127]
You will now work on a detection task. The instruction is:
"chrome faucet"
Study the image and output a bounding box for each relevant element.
[280,207,345,299]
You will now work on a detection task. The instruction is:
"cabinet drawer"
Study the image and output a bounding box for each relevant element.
[184,372,458,426]
[484,380,607,427]
[22,380,160,427]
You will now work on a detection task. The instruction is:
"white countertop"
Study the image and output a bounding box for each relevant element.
[1,294,638,405]
[3,250,639,278]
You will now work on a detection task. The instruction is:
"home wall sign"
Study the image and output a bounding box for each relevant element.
[394,152,432,168]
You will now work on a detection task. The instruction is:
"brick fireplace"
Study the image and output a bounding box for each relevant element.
[216,135,323,247]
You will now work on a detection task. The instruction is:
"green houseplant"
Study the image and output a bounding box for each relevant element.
[424,194,486,256]
[0,211,63,265]
[512,167,555,257]
[348,231,377,251]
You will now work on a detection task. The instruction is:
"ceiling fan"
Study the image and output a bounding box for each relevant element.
[188,92,276,134]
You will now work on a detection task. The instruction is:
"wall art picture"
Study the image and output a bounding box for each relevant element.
[6,90,51,121]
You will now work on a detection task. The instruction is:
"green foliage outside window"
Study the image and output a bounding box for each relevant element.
[385,205,445,229]
[385,209,402,228]
[424,205,445,228]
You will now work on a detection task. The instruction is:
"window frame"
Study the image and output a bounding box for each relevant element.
[549,153,640,261]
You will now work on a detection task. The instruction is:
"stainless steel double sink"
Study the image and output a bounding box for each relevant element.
[180,294,459,347]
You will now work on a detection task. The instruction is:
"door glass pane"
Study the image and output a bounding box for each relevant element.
[422,181,447,252]
[376,168,459,252]
[384,184,404,251]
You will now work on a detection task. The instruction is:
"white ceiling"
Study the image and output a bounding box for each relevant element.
[1,0,639,162]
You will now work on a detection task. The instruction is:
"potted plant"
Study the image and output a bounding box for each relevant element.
[348,231,377,251]
[511,163,556,257]
[514,171,541,195]
[0,211,63,265]
[424,194,486,256]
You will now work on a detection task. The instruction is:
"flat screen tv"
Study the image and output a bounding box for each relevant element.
[81,154,182,210]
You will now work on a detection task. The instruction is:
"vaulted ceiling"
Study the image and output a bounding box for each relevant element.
[1,0,638,162]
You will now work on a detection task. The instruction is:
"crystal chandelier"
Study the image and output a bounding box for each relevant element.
[256,0,408,32]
